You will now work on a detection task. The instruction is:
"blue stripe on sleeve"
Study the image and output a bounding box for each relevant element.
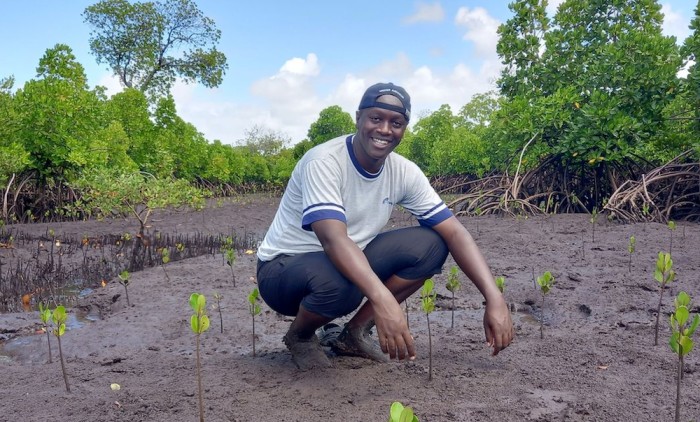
[302,209,347,231]
[417,207,453,227]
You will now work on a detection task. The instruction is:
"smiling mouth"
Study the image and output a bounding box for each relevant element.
[371,137,391,147]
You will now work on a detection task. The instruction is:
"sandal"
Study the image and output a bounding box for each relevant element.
[316,323,343,347]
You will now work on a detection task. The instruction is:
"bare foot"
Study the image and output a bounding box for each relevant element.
[283,332,332,371]
[330,324,389,362]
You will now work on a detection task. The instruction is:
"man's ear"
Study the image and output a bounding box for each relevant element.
[355,110,361,128]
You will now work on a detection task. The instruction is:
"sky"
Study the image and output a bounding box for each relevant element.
[0,0,696,146]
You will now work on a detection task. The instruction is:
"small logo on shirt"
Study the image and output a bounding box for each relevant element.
[382,197,395,206]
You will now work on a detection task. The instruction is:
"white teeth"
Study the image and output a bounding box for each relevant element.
[372,137,389,145]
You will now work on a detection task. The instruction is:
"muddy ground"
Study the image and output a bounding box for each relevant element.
[0,194,699,422]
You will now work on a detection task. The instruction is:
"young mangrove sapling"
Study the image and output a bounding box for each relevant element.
[420,279,437,381]
[52,305,70,393]
[189,293,210,422]
[627,235,636,273]
[213,293,224,333]
[667,220,676,255]
[221,236,237,287]
[445,266,461,329]
[388,401,420,422]
[536,271,555,339]
[589,208,598,243]
[248,288,262,357]
[160,247,171,282]
[668,291,699,422]
[117,270,132,307]
[654,251,675,346]
[39,302,53,364]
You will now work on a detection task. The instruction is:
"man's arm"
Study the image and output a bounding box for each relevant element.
[311,218,416,360]
[432,216,514,355]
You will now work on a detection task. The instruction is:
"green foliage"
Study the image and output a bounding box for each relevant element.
[667,220,676,255]
[654,251,676,346]
[307,105,355,147]
[388,402,420,422]
[536,271,554,339]
[248,288,262,357]
[189,293,210,334]
[536,271,554,296]
[118,270,132,307]
[221,236,237,287]
[39,302,54,363]
[188,292,209,422]
[71,170,208,234]
[669,292,699,357]
[51,304,71,392]
[494,276,506,294]
[446,266,461,329]
[493,0,685,206]
[420,279,436,314]
[84,0,228,99]
[669,291,699,422]
[420,278,436,381]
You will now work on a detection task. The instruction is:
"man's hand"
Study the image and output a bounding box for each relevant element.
[483,297,514,356]
[371,291,416,360]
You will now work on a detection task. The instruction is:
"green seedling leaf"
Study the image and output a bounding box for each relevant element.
[389,402,420,422]
[248,288,261,316]
[494,276,506,293]
[52,306,67,337]
[446,266,461,329]
[536,271,555,339]
[161,248,170,264]
[50,304,71,392]
[536,271,554,295]
[420,279,436,314]
[118,270,130,286]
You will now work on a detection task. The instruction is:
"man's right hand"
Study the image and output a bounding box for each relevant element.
[370,291,416,360]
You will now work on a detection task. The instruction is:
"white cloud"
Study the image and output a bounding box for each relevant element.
[454,7,501,59]
[661,3,691,43]
[403,2,445,24]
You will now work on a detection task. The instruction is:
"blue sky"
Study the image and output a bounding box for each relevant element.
[0,1,695,145]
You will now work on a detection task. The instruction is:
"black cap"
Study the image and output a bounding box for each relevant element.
[358,82,411,122]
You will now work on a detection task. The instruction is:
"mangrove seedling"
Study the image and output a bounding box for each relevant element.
[667,220,676,255]
[536,271,555,339]
[654,251,676,346]
[52,305,70,393]
[248,288,262,357]
[420,278,437,381]
[189,293,210,422]
[445,266,461,329]
[117,270,132,307]
[668,291,699,422]
[213,293,224,333]
[221,236,237,287]
[495,276,506,294]
[388,401,420,422]
[160,247,171,282]
[627,235,636,273]
[39,302,53,363]
[589,208,598,243]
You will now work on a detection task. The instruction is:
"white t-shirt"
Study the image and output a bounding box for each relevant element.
[257,135,453,261]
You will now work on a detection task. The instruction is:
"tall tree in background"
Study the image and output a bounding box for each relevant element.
[83,0,228,98]
[294,105,355,159]
[680,0,700,152]
[492,0,682,208]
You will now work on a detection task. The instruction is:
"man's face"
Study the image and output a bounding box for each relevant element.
[353,95,408,172]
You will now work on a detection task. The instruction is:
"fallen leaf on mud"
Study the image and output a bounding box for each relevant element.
[110,383,121,391]
[245,249,254,254]
[596,365,609,370]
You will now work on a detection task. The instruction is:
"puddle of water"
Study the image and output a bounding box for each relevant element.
[0,308,94,364]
